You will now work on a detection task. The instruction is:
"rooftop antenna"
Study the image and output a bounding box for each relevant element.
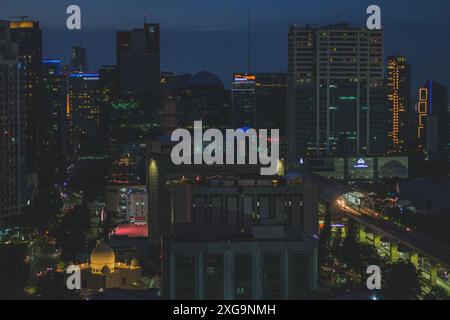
[247,0,252,74]
[144,13,147,24]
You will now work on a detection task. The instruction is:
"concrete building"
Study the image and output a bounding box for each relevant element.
[10,20,42,172]
[417,80,449,161]
[387,55,412,154]
[287,23,386,161]
[0,20,27,218]
[160,175,319,299]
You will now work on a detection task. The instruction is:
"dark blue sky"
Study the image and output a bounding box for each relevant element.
[3,0,450,91]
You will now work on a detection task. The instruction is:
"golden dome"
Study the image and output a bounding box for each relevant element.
[90,242,115,274]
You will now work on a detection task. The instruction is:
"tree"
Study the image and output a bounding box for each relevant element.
[53,205,91,258]
[99,211,118,242]
[338,233,381,289]
[423,286,450,300]
[382,261,422,300]
[36,271,81,300]
[0,244,30,299]
[13,188,62,235]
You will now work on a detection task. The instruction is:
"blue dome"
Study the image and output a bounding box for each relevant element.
[188,71,223,87]
[286,170,303,180]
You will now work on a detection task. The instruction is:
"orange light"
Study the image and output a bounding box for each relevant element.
[66,94,70,115]
[10,21,35,29]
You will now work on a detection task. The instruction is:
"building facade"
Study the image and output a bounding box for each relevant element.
[287,24,386,162]
[231,73,256,128]
[42,59,67,157]
[0,21,27,218]
[387,55,412,153]
[116,23,160,96]
[10,20,42,172]
[67,73,100,159]
[161,176,319,299]
[417,80,449,161]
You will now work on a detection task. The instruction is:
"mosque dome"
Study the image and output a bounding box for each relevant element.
[188,71,224,87]
[90,242,115,274]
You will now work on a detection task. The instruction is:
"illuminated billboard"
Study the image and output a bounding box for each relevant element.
[233,73,256,84]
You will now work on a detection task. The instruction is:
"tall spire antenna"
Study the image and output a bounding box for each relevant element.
[247,0,252,74]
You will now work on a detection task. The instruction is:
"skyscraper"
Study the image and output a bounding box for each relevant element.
[42,59,67,157]
[417,80,448,161]
[287,23,386,162]
[231,73,256,128]
[10,19,42,172]
[255,72,287,135]
[0,21,27,218]
[70,45,89,73]
[67,73,100,160]
[116,23,160,96]
[387,55,412,153]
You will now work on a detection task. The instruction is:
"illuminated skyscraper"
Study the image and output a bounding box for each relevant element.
[42,59,67,157]
[387,56,411,153]
[10,19,42,172]
[417,80,448,161]
[67,73,100,159]
[0,21,27,218]
[287,23,386,162]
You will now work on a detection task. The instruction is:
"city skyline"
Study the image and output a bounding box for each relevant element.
[1,1,450,302]
[2,0,450,90]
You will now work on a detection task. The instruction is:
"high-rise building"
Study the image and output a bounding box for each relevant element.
[98,65,117,161]
[67,73,100,160]
[116,23,160,96]
[70,45,89,73]
[161,174,319,299]
[255,72,287,134]
[0,21,27,218]
[387,56,412,153]
[42,59,67,157]
[287,23,386,163]
[178,71,230,129]
[231,73,256,128]
[417,80,448,161]
[10,20,42,172]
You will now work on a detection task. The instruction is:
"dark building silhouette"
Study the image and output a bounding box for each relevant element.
[417,80,449,161]
[177,71,231,129]
[231,73,256,128]
[70,45,89,73]
[255,72,287,135]
[116,23,160,96]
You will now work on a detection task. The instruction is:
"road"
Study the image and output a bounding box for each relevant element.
[339,203,450,270]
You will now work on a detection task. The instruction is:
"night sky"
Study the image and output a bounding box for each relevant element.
[2,0,450,91]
